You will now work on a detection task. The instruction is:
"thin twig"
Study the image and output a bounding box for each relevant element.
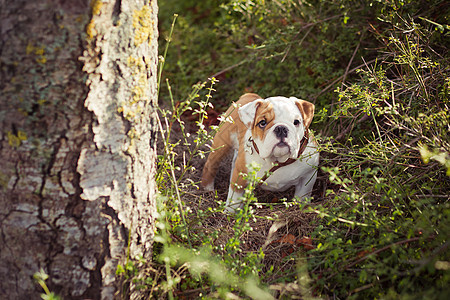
[210,59,248,78]
[325,236,426,281]
[281,26,313,63]
[314,57,384,102]
[334,113,370,141]
[341,31,365,90]
[174,287,210,297]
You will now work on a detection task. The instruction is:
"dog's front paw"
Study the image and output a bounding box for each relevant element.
[224,202,244,214]
[224,189,244,214]
[203,182,214,192]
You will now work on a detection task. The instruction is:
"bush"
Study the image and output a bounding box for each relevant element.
[310,11,450,298]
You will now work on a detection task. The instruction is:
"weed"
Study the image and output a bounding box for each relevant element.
[33,269,62,300]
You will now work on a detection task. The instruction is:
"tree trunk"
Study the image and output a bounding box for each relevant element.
[0,0,158,298]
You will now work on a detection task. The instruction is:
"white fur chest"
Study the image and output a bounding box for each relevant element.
[242,130,319,192]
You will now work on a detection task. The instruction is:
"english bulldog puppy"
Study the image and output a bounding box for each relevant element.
[201,93,319,212]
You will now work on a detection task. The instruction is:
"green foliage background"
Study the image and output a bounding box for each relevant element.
[140,0,450,298]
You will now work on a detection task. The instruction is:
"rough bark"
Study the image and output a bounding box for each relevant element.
[0,0,158,298]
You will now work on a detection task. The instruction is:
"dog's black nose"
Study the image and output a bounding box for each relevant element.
[274,125,288,139]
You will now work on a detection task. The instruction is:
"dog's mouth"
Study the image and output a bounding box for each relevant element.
[272,141,291,158]
[276,141,289,148]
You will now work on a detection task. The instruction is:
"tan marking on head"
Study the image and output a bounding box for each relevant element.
[295,100,315,129]
[251,101,275,141]
[231,93,263,142]
[238,93,262,104]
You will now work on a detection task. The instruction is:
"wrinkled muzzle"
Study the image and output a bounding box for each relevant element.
[260,123,300,162]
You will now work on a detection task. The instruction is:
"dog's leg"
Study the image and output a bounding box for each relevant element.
[201,141,232,191]
[224,150,247,212]
[225,186,244,213]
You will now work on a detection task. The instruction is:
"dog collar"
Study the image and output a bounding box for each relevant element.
[252,128,310,185]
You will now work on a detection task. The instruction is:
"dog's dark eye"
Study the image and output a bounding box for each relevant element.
[257,120,267,128]
[294,119,300,126]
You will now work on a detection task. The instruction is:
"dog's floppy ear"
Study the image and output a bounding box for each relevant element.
[293,97,315,128]
[238,100,263,128]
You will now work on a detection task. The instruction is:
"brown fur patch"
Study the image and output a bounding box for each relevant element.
[295,100,315,129]
[252,101,275,142]
[230,94,263,191]
[202,93,262,191]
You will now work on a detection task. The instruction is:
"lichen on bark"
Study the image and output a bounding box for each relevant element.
[0,0,158,298]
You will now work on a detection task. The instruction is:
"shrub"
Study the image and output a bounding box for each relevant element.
[310,9,449,299]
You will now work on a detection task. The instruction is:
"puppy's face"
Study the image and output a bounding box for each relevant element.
[239,97,314,162]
